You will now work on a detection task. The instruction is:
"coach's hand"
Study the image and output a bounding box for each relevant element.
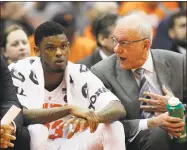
[0,124,16,148]
[139,85,175,113]
[69,105,99,133]
[147,112,184,137]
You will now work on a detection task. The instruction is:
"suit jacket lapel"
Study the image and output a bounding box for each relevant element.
[114,50,172,110]
[92,50,102,65]
[116,60,140,105]
[151,50,172,92]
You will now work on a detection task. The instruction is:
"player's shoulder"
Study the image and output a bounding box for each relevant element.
[8,57,39,69]
[68,61,90,74]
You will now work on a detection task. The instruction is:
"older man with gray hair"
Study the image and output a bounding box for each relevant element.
[91,14,186,150]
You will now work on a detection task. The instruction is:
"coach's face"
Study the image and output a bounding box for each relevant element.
[113,25,151,70]
[36,34,70,73]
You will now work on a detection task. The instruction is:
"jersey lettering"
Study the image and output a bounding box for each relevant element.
[43,103,64,139]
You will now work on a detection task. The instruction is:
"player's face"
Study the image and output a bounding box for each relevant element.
[38,34,70,73]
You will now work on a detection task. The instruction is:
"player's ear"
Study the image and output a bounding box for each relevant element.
[34,46,40,56]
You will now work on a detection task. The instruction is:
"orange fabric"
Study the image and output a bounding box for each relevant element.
[69,25,96,63]
[118,2,162,19]
[118,2,178,18]
[118,2,127,15]
[68,36,96,63]
[83,25,96,41]
[28,34,36,56]
[162,2,179,10]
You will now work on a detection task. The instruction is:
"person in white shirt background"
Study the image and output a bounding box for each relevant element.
[8,21,126,150]
[168,10,186,55]
[78,13,118,69]
[1,24,30,65]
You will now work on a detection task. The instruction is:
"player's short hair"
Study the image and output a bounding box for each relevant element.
[34,21,66,46]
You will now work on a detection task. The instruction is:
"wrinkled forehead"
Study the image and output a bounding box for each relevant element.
[114,23,139,40]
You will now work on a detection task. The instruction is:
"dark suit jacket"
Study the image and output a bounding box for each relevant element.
[151,16,172,50]
[91,49,186,140]
[78,48,102,69]
[0,55,30,150]
[0,55,23,127]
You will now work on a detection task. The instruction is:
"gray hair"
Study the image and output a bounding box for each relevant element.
[116,14,153,44]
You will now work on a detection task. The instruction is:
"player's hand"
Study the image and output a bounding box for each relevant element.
[139,85,174,113]
[69,105,99,133]
[0,124,16,148]
[148,112,184,137]
[63,117,89,139]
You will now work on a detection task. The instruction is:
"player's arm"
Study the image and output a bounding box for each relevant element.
[23,106,71,125]
[85,66,126,124]
[96,100,126,123]
[23,105,99,125]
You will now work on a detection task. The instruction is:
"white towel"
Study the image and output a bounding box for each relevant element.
[8,57,118,111]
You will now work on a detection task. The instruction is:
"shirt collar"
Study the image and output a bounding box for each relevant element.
[99,49,108,60]
[132,51,153,73]
[177,46,186,54]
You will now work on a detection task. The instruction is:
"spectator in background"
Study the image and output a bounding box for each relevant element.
[27,2,119,63]
[151,2,186,50]
[1,25,30,64]
[52,12,76,46]
[25,2,75,29]
[0,2,34,37]
[24,2,75,57]
[151,15,173,50]
[68,2,119,63]
[78,14,118,69]
[51,12,96,63]
[0,55,30,150]
[118,2,179,37]
[168,10,186,54]
[178,1,187,11]
[83,2,119,41]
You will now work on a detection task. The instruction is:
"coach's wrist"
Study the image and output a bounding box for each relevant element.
[147,118,157,128]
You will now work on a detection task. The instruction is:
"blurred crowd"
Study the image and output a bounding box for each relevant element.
[0,2,187,150]
[0,1,186,64]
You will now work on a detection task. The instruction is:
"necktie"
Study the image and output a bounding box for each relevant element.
[135,68,154,118]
